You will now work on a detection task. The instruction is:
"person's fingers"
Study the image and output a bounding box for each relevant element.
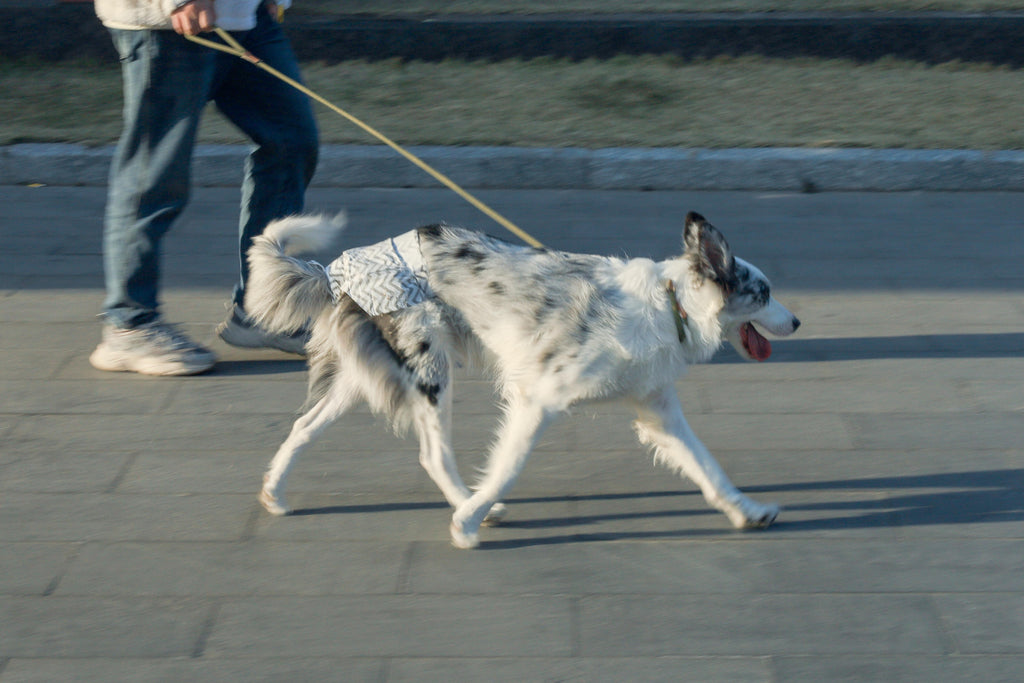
[171,1,216,36]
[197,5,216,32]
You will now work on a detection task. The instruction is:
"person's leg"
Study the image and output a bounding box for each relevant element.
[213,10,319,310]
[102,28,215,328]
[92,29,217,375]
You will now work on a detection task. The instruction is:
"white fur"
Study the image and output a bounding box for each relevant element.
[246,211,800,548]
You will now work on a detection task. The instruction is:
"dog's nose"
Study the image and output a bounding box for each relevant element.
[792,317,801,331]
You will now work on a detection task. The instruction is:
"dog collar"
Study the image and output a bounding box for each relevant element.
[665,281,688,343]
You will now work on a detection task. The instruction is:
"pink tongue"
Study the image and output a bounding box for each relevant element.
[741,323,772,361]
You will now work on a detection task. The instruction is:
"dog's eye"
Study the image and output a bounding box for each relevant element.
[755,282,770,304]
[740,281,769,305]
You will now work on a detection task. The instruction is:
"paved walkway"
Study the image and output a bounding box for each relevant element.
[1,185,1022,681]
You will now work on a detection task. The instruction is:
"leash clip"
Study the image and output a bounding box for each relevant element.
[666,280,688,343]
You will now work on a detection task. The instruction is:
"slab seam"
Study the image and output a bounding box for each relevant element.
[191,601,222,659]
[40,541,85,597]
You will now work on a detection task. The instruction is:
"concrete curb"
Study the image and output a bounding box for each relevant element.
[4,143,1024,191]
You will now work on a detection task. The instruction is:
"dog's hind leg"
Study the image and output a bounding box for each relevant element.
[260,384,358,516]
[401,356,507,528]
[411,385,472,507]
[450,396,555,548]
[633,386,779,530]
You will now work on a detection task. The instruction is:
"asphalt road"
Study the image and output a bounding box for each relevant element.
[1,184,1022,682]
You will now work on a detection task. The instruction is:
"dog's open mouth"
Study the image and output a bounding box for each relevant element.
[740,322,772,361]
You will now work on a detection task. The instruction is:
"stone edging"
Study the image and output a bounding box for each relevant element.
[4,143,1024,191]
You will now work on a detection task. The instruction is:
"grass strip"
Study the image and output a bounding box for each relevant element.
[2,56,1021,149]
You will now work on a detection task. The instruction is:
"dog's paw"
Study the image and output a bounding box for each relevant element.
[481,502,508,527]
[260,488,292,516]
[739,502,780,530]
[722,498,780,530]
[450,520,480,549]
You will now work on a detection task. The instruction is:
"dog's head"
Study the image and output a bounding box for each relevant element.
[683,212,800,361]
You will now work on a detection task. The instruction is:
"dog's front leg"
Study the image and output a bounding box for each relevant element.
[450,398,554,549]
[633,387,779,530]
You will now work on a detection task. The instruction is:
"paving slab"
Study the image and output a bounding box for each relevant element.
[849,414,1024,451]
[0,493,255,542]
[934,594,1024,654]
[0,542,77,596]
[0,185,1021,681]
[386,656,772,683]
[117,448,429,496]
[771,655,1024,683]
[0,597,209,658]
[55,541,410,597]
[0,449,133,493]
[0,379,173,414]
[205,596,575,658]
[0,658,385,683]
[579,594,949,656]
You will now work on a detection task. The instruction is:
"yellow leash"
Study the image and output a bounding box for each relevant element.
[185,27,544,249]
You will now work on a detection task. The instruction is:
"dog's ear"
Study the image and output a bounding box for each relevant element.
[683,212,736,290]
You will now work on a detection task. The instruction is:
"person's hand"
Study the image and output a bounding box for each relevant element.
[171,0,217,36]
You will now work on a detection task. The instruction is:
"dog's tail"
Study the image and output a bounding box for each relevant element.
[244,213,346,334]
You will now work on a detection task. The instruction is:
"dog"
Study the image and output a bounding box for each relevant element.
[244,211,800,548]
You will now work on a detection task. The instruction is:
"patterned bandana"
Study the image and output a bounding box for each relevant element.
[325,230,434,316]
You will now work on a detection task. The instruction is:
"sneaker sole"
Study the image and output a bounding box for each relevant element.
[217,320,307,355]
[89,346,215,376]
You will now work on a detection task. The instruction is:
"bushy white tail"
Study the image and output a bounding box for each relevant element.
[244,214,347,334]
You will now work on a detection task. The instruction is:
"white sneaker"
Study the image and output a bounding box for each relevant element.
[90,321,216,376]
[216,305,308,356]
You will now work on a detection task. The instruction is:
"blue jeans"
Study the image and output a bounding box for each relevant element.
[103,10,318,328]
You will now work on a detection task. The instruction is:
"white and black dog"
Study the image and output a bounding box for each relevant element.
[245,211,800,548]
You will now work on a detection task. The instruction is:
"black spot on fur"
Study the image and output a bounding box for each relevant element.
[371,316,411,367]
[418,224,444,239]
[455,243,486,263]
[732,264,770,305]
[572,321,591,345]
[417,382,441,406]
[562,258,596,280]
[417,340,431,354]
[569,294,601,344]
[489,281,506,295]
[740,280,770,307]
[533,294,559,323]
